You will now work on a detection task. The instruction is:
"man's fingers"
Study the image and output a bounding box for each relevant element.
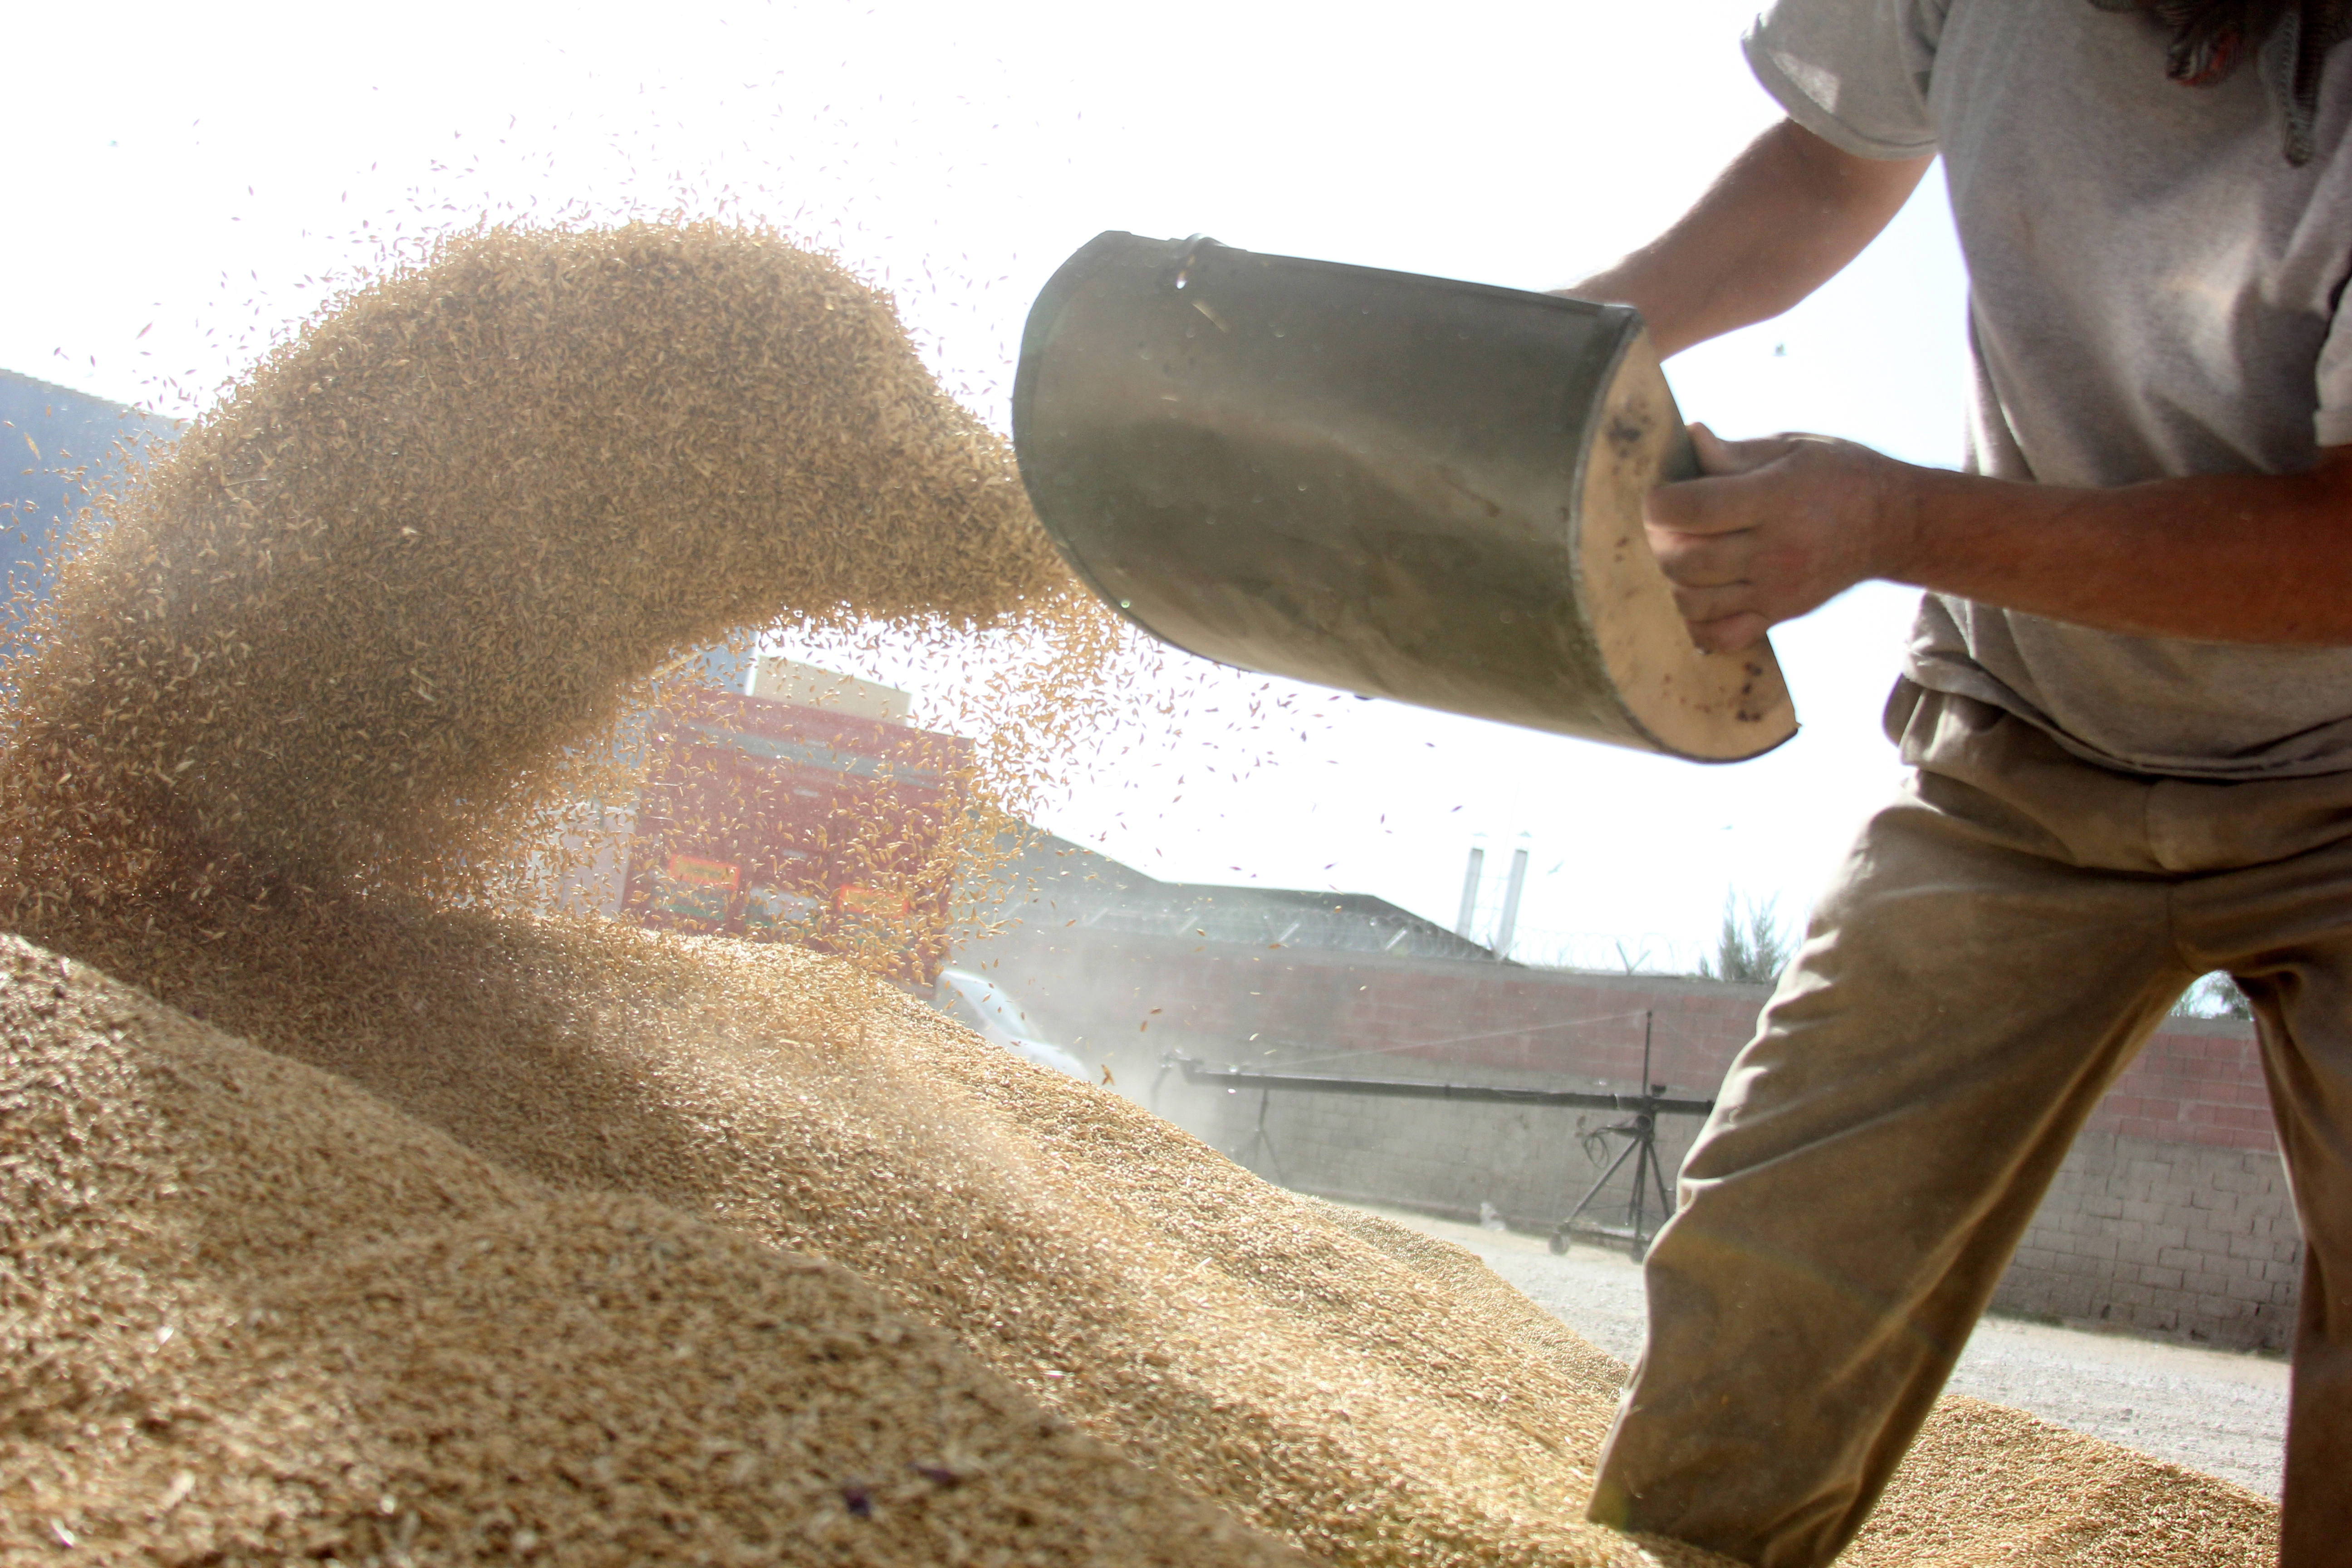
[1687,423,1744,475]
[1647,525,1750,588]
[1645,472,1761,538]
[1663,563,1772,652]
[1687,422,1803,477]
[1681,609,1772,654]
[1666,579,1759,628]
[1644,424,1867,649]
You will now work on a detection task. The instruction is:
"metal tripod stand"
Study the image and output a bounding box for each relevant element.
[1229,1086,1288,1186]
[1149,1016,1711,1259]
[1549,1012,1677,1260]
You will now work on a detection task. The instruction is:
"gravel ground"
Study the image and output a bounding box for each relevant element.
[1342,1202,2290,1499]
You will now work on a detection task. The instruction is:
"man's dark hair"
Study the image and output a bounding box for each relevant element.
[2091,0,2350,162]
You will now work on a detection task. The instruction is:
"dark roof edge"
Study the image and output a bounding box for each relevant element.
[0,367,176,426]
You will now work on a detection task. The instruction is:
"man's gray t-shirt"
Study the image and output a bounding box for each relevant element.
[1746,0,2352,778]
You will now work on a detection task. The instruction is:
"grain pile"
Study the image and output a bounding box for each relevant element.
[10,890,1737,1568]
[1852,1397,2278,1567]
[0,937,1301,1566]
[1,896,2282,1567]
[0,220,2281,1568]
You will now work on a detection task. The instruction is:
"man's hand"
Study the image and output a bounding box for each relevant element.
[1644,426,2352,650]
[1645,424,1914,653]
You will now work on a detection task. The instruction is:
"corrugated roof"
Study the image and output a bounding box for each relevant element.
[979,830,1498,964]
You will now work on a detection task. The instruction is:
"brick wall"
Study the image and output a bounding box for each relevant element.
[2077,1020,2285,1152]
[970,926,2298,1350]
[983,931,1766,1091]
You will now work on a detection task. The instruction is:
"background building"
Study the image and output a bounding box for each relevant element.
[0,368,177,627]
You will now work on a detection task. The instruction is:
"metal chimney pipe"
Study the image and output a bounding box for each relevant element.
[1455,846,1486,939]
[1493,846,1530,960]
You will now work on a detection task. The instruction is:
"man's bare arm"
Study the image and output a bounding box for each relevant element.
[1564,118,1931,357]
[1578,114,2352,651]
[1649,428,2352,651]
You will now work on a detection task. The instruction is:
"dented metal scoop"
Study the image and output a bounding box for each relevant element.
[1010,232,1796,762]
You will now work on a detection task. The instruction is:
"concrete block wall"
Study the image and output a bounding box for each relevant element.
[978,928,2295,1350]
[1985,1017,2305,1349]
[1996,1131,2303,1350]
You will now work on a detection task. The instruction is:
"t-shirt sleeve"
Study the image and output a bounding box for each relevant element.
[2316,302,2352,448]
[1743,0,1946,160]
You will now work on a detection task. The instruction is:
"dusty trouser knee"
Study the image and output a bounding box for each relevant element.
[1590,686,2352,1567]
[1588,783,2184,1560]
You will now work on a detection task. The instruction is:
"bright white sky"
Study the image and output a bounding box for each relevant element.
[9,0,1971,970]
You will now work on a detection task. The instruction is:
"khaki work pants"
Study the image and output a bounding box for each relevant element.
[1588,683,2352,1568]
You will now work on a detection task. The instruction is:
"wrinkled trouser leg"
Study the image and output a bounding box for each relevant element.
[1589,686,2352,1567]
[2177,851,2352,1564]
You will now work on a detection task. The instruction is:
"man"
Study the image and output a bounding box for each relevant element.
[1561,2,2351,1563]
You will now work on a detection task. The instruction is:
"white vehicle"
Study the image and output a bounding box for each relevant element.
[933,969,1089,1081]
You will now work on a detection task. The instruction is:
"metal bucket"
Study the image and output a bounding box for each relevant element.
[1009,232,1796,762]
